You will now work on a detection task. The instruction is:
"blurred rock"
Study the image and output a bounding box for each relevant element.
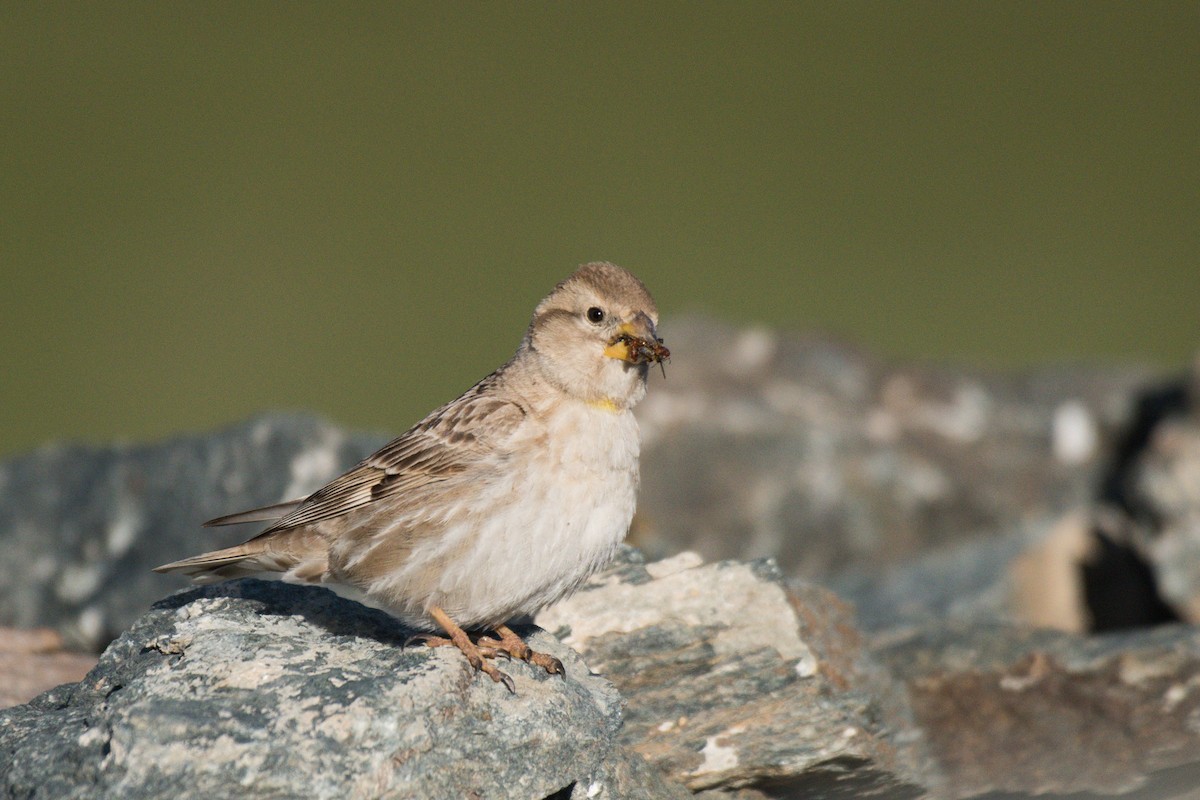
[833,511,1101,636]
[633,317,1154,582]
[875,621,1200,798]
[1121,388,1200,623]
[0,579,688,800]
[0,413,384,650]
[0,627,96,708]
[537,547,937,797]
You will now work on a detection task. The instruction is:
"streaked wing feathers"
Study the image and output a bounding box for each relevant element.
[260,391,526,534]
[203,499,304,527]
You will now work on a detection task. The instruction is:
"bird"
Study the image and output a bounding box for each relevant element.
[155,262,669,690]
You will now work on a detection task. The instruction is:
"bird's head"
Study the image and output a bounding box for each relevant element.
[524,262,668,410]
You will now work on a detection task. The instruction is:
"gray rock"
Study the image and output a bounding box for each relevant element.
[831,513,1099,636]
[633,317,1152,581]
[829,525,1033,635]
[0,579,688,800]
[0,413,385,649]
[875,621,1200,798]
[537,547,938,797]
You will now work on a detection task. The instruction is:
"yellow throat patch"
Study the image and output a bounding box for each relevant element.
[587,397,622,413]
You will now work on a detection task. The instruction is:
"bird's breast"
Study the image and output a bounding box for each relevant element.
[432,402,641,626]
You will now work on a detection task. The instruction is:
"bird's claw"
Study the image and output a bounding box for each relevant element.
[486,666,517,694]
[487,625,567,678]
[530,652,565,677]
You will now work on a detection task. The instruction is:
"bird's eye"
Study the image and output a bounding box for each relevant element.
[585,307,605,324]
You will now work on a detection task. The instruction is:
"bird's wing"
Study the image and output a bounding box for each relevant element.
[259,390,528,534]
[203,499,305,527]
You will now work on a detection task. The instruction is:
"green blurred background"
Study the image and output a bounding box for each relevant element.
[2,3,1197,459]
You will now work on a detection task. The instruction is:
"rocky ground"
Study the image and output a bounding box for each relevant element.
[3,317,1200,798]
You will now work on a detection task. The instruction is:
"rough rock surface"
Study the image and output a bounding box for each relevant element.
[875,621,1200,798]
[538,548,937,797]
[0,414,384,649]
[0,579,687,800]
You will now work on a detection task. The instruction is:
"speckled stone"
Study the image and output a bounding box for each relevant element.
[0,579,688,800]
[538,548,936,797]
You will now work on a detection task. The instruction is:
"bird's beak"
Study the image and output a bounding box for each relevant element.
[604,313,670,365]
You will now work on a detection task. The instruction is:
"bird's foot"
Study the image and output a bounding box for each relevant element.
[408,632,511,660]
[477,624,565,677]
[423,607,516,692]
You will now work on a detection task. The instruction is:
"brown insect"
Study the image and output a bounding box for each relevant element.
[610,333,671,376]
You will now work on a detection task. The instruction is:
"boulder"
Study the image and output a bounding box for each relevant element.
[0,578,688,800]
[876,621,1200,797]
[0,413,384,650]
[538,548,937,797]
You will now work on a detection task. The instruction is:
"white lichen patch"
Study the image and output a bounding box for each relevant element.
[1118,652,1182,686]
[688,731,741,776]
[1053,399,1098,464]
[1163,683,1189,712]
[78,726,108,748]
[110,732,270,790]
[794,649,818,678]
[212,659,288,690]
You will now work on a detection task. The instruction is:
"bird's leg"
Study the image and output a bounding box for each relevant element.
[476,624,565,677]
[423,606,515,692]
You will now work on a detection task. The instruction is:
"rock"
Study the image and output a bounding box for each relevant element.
[537,548,938,797]
[0,627,96,708]
[833,512,1099,636]
[633,318,1152,581]
[875,620,1200,798]
[829,522,1035,636]
[1119,382,1200,623]
[0,579,689,800]
[0,413,385,650]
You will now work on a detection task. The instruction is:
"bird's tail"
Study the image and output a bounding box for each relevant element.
[154,530,328,585]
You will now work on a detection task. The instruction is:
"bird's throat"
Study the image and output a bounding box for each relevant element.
[586,397,623,413]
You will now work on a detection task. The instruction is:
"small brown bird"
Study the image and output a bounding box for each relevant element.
[156,262,668,690]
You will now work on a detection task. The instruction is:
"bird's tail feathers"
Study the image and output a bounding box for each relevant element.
[154,530,328,585]
[153,542,281,583]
